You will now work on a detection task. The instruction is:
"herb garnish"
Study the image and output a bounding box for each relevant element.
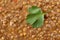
[26,6,45,28]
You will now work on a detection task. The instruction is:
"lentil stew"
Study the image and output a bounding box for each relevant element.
[0,0,60,40]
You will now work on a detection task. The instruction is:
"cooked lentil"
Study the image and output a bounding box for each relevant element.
[0,0,60,40]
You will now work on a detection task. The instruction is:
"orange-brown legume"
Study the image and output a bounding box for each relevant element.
[0,0,60,40]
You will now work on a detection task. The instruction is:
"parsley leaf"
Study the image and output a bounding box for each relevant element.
[26,6,44,28]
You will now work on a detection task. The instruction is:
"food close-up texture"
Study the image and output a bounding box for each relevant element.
[0,0,60,40]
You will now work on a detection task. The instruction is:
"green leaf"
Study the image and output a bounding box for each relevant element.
[28,6,42,14]
[26,6,45,28]
[32,14,44,28]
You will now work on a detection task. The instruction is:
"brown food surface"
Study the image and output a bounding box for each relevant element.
[0,0,60,40]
